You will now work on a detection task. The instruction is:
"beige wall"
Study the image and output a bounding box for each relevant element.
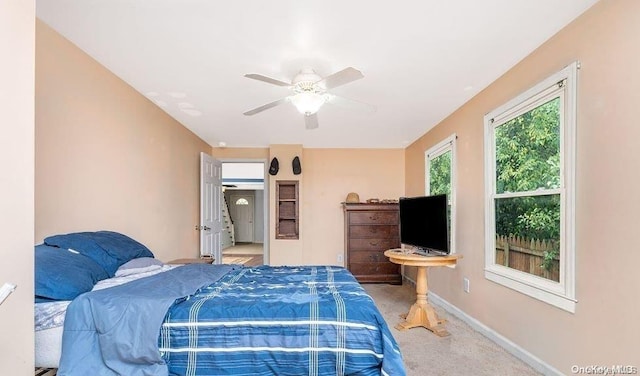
[211,147,269,160]
[0,1,35,374]
[35,20,212,262]
[212,146,405,266]
[404,0,639,371]
[272,147,405,266]
[32,20,407,272]
[268,144,305,265]
[302,149,404,266]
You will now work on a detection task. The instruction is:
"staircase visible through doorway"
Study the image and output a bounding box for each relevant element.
[221,195,235,249]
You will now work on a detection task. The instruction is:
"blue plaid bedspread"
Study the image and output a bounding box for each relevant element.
[160,265,406,376]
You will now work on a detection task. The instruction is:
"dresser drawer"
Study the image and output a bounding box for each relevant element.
[348,211,399,225]
[343,203,401,284]
[349,238,399,251]
[349,250,389,263]
[349,262,400,276]
[348,225,398,238]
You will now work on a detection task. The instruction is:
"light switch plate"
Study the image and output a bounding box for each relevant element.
[0,283,17,304]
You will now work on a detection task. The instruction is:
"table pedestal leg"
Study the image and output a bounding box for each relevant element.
[395,266,450,337]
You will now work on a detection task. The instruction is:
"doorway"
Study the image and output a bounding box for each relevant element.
[220,161,267,266]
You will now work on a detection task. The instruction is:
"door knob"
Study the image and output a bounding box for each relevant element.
[203,226,211,231]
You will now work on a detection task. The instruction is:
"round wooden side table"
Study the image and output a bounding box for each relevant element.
[384,248,462,337]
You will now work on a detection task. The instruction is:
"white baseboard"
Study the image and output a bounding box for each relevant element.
[427,290,562,376]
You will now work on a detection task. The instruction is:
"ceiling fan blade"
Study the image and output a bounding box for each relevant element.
[305,113,319,130]
[326,94,376,113]
[316,67,364,90]
[243,98,288,116]
[244,73,291,87]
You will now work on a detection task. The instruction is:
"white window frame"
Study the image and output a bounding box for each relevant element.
[484,62,577,313]
[425,133,457,255]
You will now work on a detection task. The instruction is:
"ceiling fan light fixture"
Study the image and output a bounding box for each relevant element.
[290,91,327,115]
[243,66,367,127]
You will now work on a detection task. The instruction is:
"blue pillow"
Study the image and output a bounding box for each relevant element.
[35,244,109,301]
[44,231,155,276]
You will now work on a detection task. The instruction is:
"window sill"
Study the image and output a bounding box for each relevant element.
[485,267,576,313]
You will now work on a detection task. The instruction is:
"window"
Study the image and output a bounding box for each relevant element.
[484,62,577,312]
[235,198,249,205]
[425,134,456,254]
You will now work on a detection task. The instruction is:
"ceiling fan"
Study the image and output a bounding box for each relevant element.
[243,67,373,130]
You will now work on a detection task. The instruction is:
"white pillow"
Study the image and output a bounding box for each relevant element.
[115,257,164,277]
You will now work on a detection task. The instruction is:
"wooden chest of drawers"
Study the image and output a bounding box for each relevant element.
[343,203,401,284]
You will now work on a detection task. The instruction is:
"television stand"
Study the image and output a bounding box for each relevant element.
[412,248,446,257]
[384,249,462,337]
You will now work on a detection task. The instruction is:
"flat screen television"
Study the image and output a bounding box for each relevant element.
[399,194,449,255]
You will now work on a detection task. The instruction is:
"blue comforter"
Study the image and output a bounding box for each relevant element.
[58,264,406,376]
[58,264,235,375]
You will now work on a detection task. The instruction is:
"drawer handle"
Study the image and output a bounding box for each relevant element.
[369,215,379,221]
[369,241,379,246]
[369,228,378,234]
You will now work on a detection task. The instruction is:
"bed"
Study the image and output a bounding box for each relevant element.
[35,231,406,376]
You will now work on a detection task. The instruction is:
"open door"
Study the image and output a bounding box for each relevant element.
[200,152,223,264]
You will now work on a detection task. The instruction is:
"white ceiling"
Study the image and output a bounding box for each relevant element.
[36,0,598,148]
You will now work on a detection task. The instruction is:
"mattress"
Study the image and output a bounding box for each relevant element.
[35,326,64,368]
[35,301,70,368]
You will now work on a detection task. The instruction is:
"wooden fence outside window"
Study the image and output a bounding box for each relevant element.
[495,235,559,282]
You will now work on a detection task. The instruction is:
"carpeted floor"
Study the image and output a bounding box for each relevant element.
[364,283,542,376]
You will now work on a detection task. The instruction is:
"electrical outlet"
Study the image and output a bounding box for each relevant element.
[463,277,470,293]
[337,254,344,264]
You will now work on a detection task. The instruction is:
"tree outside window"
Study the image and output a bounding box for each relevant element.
[484,62,577,312]
[425,135,456,253]
[429,152,451,197]
[494,98,561,281]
